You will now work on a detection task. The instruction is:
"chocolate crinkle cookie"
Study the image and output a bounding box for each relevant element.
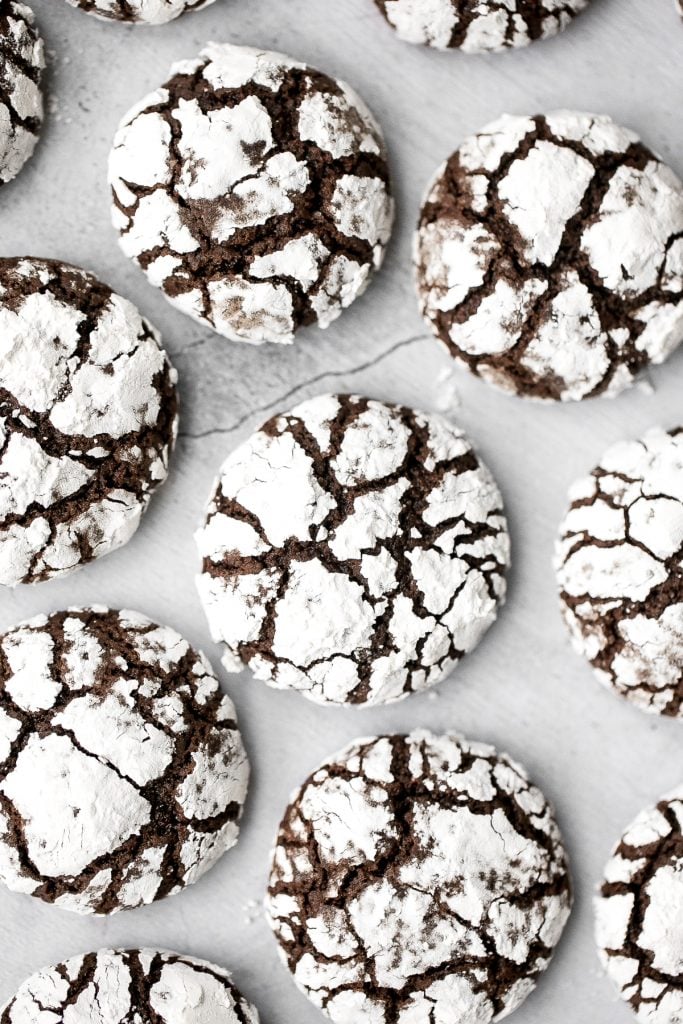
[373,0,589,53]
[596,788,683,1024]
[267,729,572,1024]
[416,111,683,401]
[109,44,393,345]
[0,257,178,586]
[556,426,683,718]
[0,608,249,914]
[65,0,215,23]
[196,394,509,707]
[0,1,44,186]
[0,949,260,1024]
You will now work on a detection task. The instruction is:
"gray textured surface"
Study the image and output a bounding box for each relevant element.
[0,1,681,1022]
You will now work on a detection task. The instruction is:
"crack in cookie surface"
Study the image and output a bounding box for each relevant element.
[0,607,249,914]
[555,426,683,718]
[266,730,571,1024]
[0,257,178,586]
[0,1,44,185]
[415,111,683,401]
[0,949,260,1024]
[195,393,510,707]
[109,44,393,344]
[374,0,589,52]
[65,0,215,23]
[596,788,683,1024]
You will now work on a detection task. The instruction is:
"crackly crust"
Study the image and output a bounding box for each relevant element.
[373,0,589,53]
[555,426,683,718]
[0,1,44,184]
[109,43,394,345]
[596,788,683,1024]
[0,607,249,915]
[267,730,572,1024]
[65,0,215,23]
[0,949,260,1024]
[195,394,510,707]
[415,111,683,402]
[0,257,178,586]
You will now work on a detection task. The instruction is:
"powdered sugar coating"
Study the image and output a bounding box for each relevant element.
[196,394,510,707]
[0,2,44,185]
[0,949,259,1024]
[373,0,589,53]
[64,0,215,24]
[555,426,683,718]
[596,788,683,1023]
[0,258,178,586]
[109,44,393,345]
[267,729,571,1024]
[0,607,249,914]
[416,111,683,401]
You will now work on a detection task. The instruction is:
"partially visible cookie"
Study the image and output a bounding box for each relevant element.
[64,0,215,24]
[596,788,683,1024]
[555,427,683,718]
[109,43,393,345]
[0,949,259,1024]
[0,608,249,914]
[0,1,44,185]
[416,111,683,401]
[267,729,572,1024]
[0,257,178,586]
[196,393,510,707]
[373,0,589,52]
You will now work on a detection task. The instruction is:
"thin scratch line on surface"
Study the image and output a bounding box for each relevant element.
[179,333,429,441]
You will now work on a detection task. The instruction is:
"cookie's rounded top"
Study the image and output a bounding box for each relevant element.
[109,44,393,345]
[373,0,589,52]
[196,393,509,707]
[0,257,178,586]
[65,0,215,24]
[556,426,683,718]
[267,729,571,1024]
[0,607,249,914]
[596,788,683,1024]
[0,949,260,1024]
[416,111,683,401]
[0,1,44,185]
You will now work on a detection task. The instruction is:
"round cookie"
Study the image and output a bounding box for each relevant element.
[0,949,260,1024]
[0,257,178,586]
[267,729,572,1024]
[196,393,510,707]
[0,607,249,914]
[64,0,215,23]
[373,0,589,53]
[555,426,683,718]
[0,2,44,186]
[595,788,683,1024]
[109,43,393,345]
[415,110,683,401]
